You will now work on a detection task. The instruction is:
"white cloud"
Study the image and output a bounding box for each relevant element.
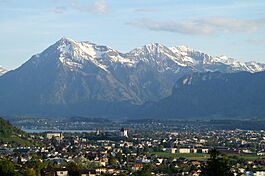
[94,0,108,13]
[128,17,265,35]
[199,18,265,33]
[52,0,108,14]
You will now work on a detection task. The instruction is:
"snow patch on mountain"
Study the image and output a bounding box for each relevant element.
[54,37,138,72]
[0,66,7,76]
[33,37,265,74]
[170,46,265,73]
[127,43,190,70]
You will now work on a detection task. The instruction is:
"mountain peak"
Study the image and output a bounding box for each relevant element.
[143,42,167,50]
[55,37,77,52]
[170,45,196,55]
[144,42,163,47]
[58,36,77,43]
[129,42,170,57]
[175,45,192,52]
[49,37,124,72]
[27,38,265,74]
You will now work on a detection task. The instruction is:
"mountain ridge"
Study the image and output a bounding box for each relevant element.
[0,37,265,118]
[144,71,265,119]
[18,37,263,74]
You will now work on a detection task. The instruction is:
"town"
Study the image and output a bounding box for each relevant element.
[1,0,265,175]
[1,118,265,175]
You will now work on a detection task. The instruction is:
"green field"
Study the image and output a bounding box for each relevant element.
[149,152,265,161]
[227,154,265,161]
[0,118,33,146]
[149,152,209,161]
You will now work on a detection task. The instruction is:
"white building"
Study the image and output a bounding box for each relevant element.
[120,128,128,138]
[95,129,100,135]
[170,148,177,154]
[179,148,191,153]
[254,171,265,176]
[56,170,68,176]
[46,132,63,140]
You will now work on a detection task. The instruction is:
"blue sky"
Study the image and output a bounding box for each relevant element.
[1,0,265,69]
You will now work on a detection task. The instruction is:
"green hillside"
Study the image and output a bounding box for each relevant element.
[0,117,32,146]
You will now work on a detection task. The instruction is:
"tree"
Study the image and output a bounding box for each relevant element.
[25,158,45,176]
[201,148,233,176]
[135,164,152,176]
[74,157,99,170]
[68,162,80,176]
[117,152,123,163]
[0,159,17,176]
[24,168,37,176]
[109,154,117,166]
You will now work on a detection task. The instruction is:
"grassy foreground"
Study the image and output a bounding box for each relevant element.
[0,118,33,146]
[149,152,265,161]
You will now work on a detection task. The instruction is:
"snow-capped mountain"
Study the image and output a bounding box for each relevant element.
[170,45,265,73]
[0,37,264,117]
[0,66,7,76]
[35,37,264,74]
[51,37,136,72]
[126,43,193,73]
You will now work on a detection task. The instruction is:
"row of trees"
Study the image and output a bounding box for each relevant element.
[0,158,46,176]
[0,149,237,176]
[0,159,98,176]
[133,148,234,176]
